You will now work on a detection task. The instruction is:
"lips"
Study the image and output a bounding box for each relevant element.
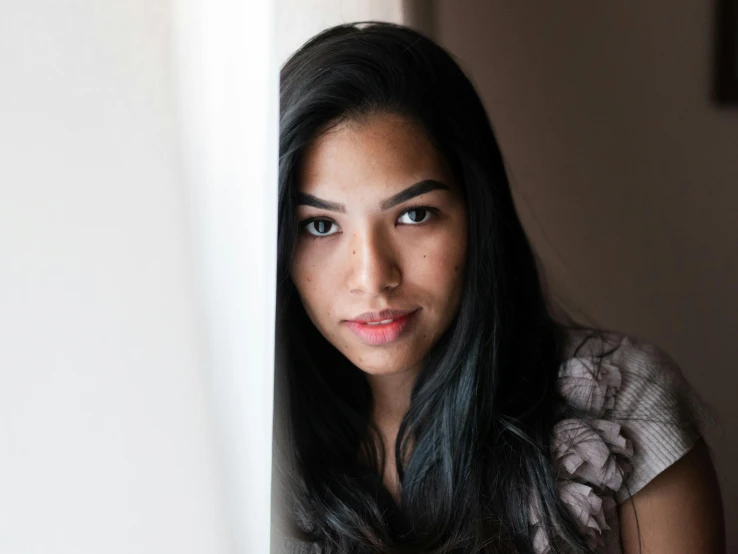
[349,308,417,323]
[344,308,419,345]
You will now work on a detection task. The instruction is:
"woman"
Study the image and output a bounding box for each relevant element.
[272,22,724,554]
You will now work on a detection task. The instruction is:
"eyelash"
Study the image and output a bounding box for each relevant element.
[299,204,439,240]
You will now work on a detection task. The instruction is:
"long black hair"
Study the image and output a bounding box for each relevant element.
[273,21,596,554]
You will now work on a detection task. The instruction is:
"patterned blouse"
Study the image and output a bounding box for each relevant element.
[279,328,710,553]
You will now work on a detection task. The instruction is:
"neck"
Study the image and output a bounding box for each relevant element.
[366,366,418,430]
[364,366,420,503]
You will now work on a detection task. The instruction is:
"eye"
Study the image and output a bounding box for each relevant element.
[397,207,434,225]
[302,218,340,237]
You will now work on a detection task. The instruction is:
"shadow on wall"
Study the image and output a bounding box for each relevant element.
[713,0,738,104]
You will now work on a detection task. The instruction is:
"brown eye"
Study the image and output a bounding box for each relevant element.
[304,219,339,237]
[398,208,432,225]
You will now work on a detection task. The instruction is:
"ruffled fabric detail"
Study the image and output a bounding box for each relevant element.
[529,358,633,553]
[557,357,621,417]
[553,419,633,491]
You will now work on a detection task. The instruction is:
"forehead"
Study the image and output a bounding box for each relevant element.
[297,113,455,197]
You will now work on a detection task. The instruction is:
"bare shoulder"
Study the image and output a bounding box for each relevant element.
[618,438,725,554]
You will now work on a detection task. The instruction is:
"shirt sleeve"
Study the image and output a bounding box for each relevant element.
[606,334,714,503]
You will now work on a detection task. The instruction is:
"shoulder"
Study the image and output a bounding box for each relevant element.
[558,327,711,502]
[531,328,719,552]
[618,438,725,554]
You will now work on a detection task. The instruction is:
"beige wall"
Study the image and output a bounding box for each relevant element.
[435,1,737,548]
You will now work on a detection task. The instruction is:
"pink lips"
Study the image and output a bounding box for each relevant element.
[344,309,419,345]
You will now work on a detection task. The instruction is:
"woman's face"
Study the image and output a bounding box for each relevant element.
[291,113,468,377]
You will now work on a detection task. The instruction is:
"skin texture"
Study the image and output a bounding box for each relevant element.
[619,439,725,553]
[291,112,467,394]
[291,113,467,497]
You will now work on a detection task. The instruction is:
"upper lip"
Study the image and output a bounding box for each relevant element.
[347,308,417,323]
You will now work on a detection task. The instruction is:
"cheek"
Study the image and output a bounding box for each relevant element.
[291,246,337,318]
[410,228,467,290]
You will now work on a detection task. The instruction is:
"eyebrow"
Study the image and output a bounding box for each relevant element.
[297,179,450,213]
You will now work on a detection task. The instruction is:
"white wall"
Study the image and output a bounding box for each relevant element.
[435,1,738,549]
[0,1,232,552]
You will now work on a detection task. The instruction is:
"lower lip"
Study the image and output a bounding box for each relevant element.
[344,310,419,346]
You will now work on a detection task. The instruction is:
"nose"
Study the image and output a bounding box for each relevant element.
[347,225,401,296]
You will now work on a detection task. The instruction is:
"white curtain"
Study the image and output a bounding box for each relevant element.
[173,0,278,552]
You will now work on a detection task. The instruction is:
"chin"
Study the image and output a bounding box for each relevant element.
[349,353,421,377]
[357,365,402,376]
